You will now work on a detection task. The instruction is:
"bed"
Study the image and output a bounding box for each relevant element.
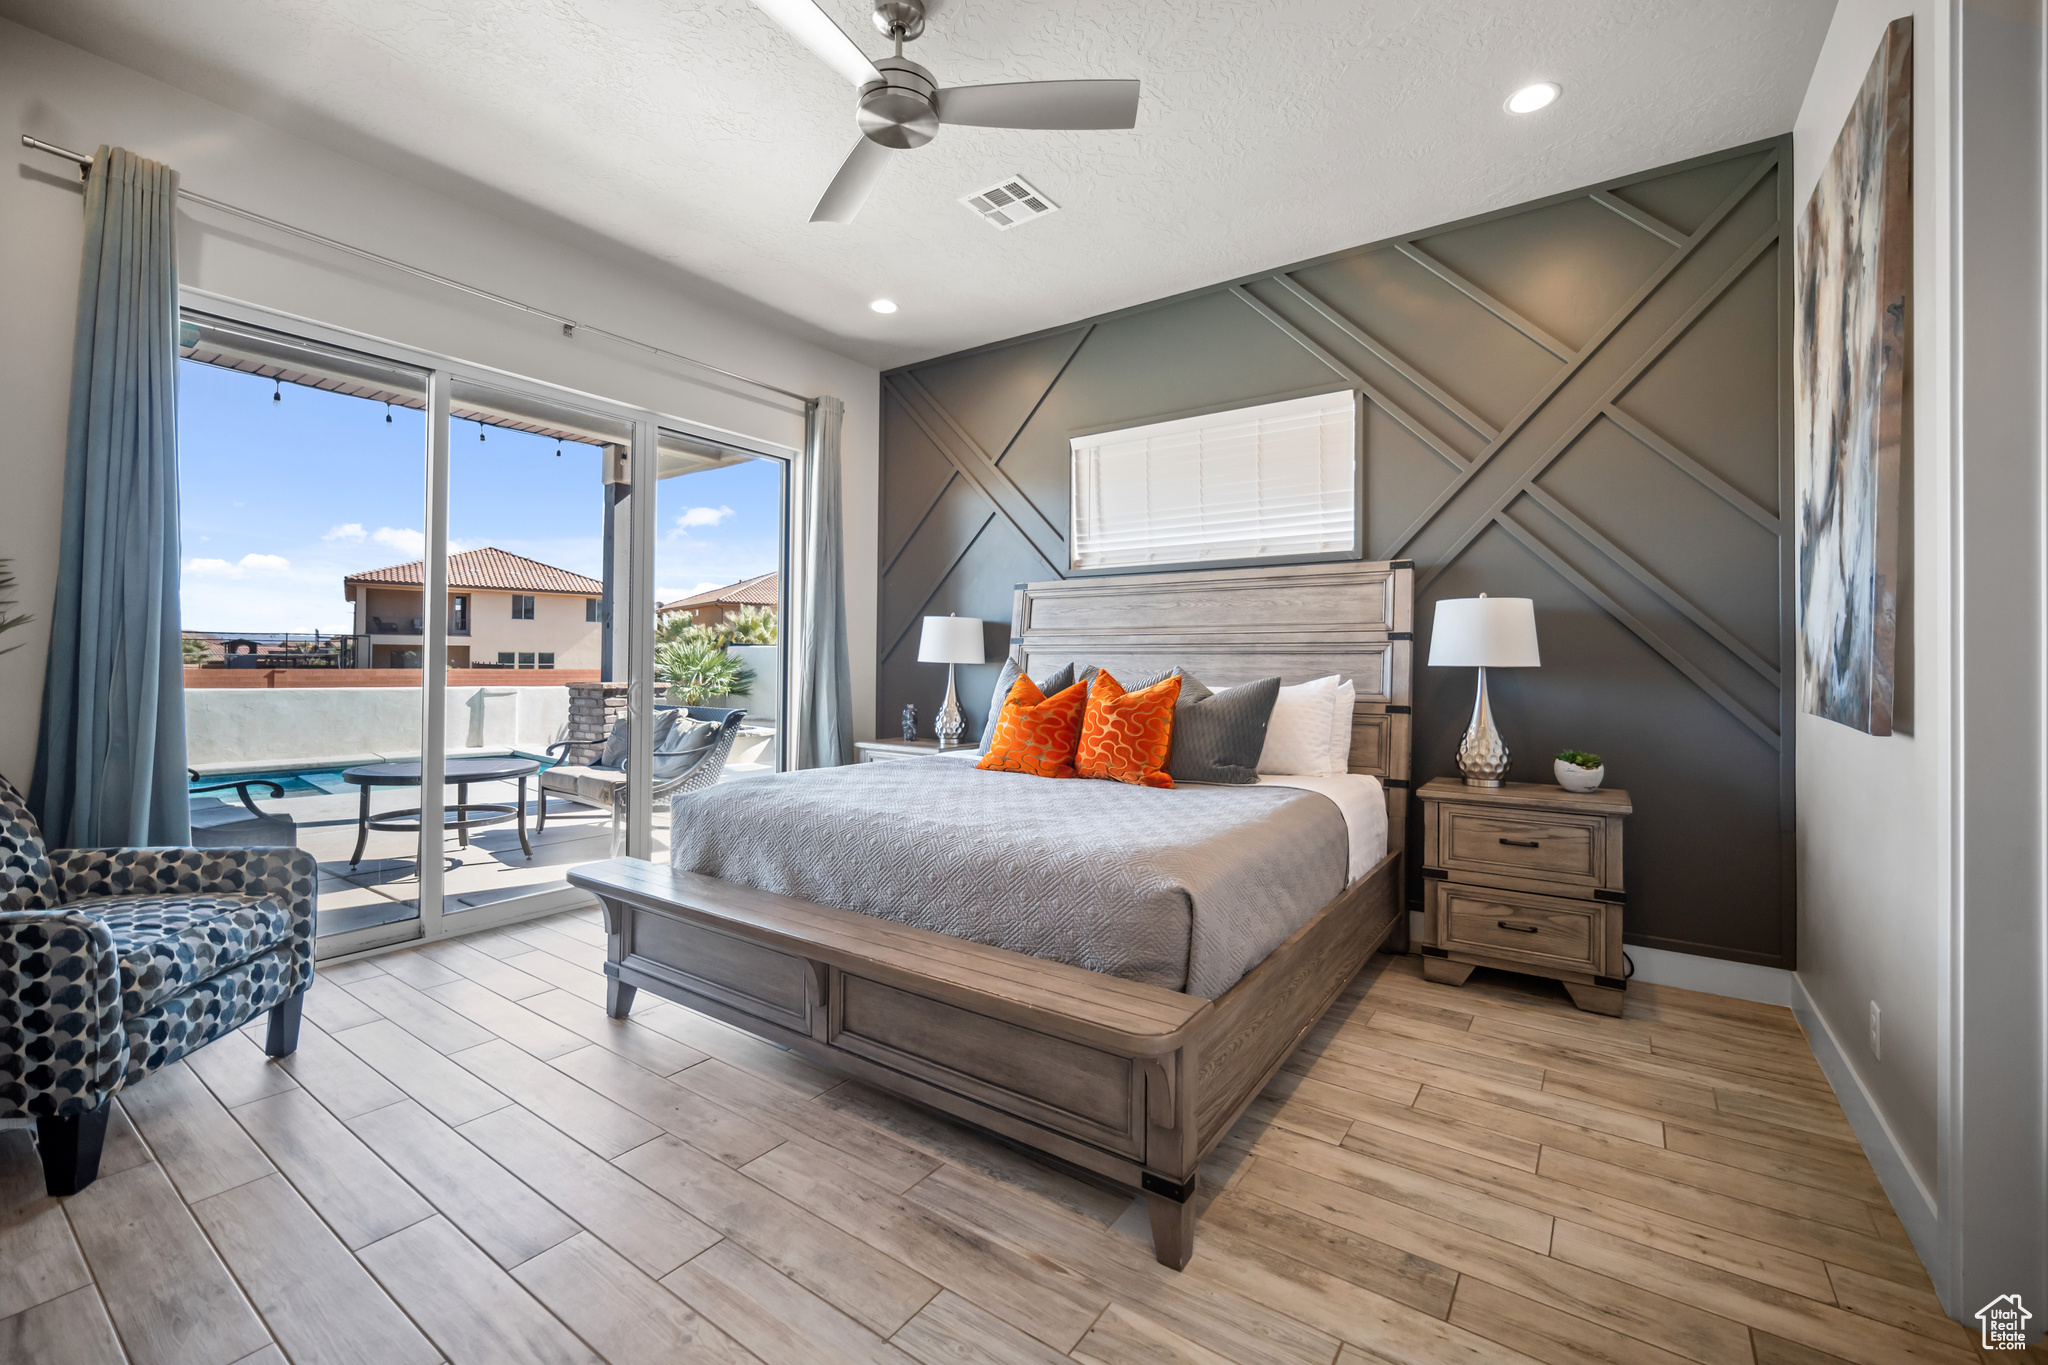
[567,559,1413,1268]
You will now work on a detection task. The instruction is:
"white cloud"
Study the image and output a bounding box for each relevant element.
[184,553,292,579]
[670,505,736,536]
[370,526,426,557]
[692,581,722,595]
[323,523,367,542]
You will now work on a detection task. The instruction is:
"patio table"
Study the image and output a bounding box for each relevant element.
[342,757,540,870]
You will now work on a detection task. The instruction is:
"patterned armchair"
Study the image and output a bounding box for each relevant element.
[0,775,315,1196]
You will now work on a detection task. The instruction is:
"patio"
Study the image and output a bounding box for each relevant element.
[290,776,649,936]
[225,727,774,940]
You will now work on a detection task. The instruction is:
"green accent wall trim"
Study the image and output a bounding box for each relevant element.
[878,136,1797,969]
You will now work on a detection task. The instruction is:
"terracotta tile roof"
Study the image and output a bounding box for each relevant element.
[344,546,603,595]
[660,570,779,614]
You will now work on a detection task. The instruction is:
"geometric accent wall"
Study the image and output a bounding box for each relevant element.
[879,138,1795,968]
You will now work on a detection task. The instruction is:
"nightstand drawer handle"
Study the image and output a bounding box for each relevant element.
[1498,838,1540,848]
[1497,920,1540,933]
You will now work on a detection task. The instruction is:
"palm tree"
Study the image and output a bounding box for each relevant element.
[181,636,213,665]
[724,606,777,645]
[656,638,755,704]
[0,560,32,656]
[655,611,699,646]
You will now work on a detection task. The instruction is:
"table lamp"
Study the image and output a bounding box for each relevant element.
[918,614,985,749]
[1428,594,1541,786]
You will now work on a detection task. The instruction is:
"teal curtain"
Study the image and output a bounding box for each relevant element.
[792,396,854,768]
[30,146,189,847]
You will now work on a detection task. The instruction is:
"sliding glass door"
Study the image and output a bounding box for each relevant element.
[176,314,433,944]
[440,376,630,925]
[618,437,786,859]
[175,299,795,958]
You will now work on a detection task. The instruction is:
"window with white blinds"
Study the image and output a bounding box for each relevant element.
[1069,390,1359,571]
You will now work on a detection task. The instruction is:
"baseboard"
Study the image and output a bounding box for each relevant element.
[1623,944,1795,1006]
[1792,975,1949,1300]
[1403,912,1797,1007]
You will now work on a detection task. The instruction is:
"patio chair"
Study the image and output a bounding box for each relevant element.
[537,706,746,855]
[0,774,316,1196]
[187,769,297,849]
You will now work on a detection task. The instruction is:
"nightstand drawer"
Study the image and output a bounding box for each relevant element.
[1436,806,1606,887]
[1432,882,1601,972]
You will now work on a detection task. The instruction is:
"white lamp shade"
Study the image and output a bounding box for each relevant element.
[1427,596,1541,668]
[917,615,986,664]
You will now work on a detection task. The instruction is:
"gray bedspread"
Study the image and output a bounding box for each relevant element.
[666,756,1348,997]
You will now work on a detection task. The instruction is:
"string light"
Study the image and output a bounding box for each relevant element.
[384,402,392,424]
[272,379,281,403]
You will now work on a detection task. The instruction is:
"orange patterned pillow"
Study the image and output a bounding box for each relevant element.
[977,676,1089,778]
[1076,669,1182,788]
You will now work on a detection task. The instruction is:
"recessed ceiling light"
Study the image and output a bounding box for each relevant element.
[1506,82,1561,115]
[870,299,898,314]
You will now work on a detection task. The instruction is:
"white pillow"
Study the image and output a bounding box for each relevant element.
[1257,674,1340,775]
[1327,680,1356,775]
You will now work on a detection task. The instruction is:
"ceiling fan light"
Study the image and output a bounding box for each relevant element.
[870,299,898,314]
[1506,82,1561,114]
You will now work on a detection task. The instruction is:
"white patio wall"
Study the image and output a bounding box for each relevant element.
[186,684,570,771]
[721,645,780,724]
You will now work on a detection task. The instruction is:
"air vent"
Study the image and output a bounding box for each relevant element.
[961,175,1059,230]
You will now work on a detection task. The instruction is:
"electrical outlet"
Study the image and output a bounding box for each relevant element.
[1869,1001,1881,1060]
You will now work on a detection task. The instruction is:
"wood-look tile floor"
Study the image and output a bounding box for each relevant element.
[2,909,2024,1365]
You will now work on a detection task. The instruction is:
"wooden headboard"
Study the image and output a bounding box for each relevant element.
[1010,560,1415,857]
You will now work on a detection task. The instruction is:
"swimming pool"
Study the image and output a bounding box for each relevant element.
[189,768,353,797]
[189,756,558,798]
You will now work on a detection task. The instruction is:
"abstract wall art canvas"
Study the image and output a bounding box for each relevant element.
[1796,17,1911,736]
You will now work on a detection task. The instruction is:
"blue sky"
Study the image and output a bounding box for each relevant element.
[178,360,782,633]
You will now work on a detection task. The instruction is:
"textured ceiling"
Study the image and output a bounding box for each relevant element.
[4,0,1833,368]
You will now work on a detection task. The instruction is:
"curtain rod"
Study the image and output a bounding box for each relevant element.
[20,134,816,409]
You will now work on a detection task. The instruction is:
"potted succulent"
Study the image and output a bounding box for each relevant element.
[1554,748,1605,793]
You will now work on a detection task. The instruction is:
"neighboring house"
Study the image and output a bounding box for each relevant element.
[659,570,778,627]
[344,546,603,669]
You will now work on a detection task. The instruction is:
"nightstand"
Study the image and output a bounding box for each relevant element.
[855,738,950,762]
[1416,777,1632,1016]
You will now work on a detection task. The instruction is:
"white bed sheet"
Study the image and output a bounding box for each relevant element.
[1256,772,1389,882]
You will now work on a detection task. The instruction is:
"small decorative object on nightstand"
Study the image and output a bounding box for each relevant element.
[901,703,919,741]
[1417,776,1631,1015]
[917,614,985,750]
[1554,749,1605,793]
[856,738,945,762]
[1428,594,1541,786]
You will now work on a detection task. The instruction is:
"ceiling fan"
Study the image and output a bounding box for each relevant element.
[750,0,1141,223]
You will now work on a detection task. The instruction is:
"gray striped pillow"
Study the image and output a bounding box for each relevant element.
[1167,674,1283,785]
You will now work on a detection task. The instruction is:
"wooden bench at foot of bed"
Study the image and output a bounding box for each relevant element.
[568,847,1405,1269]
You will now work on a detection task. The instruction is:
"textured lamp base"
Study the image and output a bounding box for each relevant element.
[1456,666,1511,787]
[934,663,967,750]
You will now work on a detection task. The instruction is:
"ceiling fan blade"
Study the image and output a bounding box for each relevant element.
[811,138,895,223]
[748,0,881,86]
[937,79,1140,130]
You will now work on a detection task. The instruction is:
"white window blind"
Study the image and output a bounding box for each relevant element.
[1069,391,1358,571]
